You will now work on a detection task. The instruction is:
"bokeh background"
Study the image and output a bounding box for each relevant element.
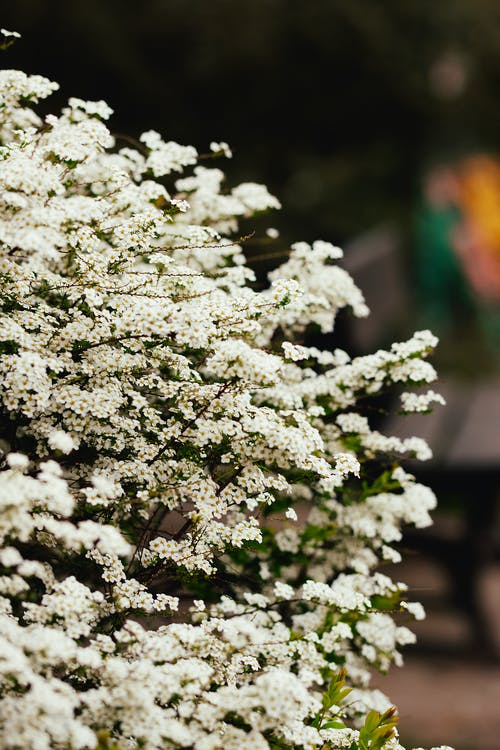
[3,2,500,748]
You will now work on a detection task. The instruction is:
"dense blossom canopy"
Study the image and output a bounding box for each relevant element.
[0,35,452,750]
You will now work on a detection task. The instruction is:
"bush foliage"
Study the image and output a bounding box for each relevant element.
[0,32,451,750]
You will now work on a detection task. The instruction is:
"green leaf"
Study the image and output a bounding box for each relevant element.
[312,668,353,730]
[321,719,347,730]
[358,707,398,750]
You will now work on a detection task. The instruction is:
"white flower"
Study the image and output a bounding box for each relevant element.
[401,601,426,620]
[274,581,295,600]
[170,197,190,212]
[210,141,232,158]
[48,430,76,454]
[6,453,29,471]
[400,389,445,413]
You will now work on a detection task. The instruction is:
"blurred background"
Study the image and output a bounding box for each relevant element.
[3,1,500,747]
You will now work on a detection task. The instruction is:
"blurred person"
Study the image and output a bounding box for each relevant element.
[416,156,500,368]
[454,156,500,343]
[415,163,472,336]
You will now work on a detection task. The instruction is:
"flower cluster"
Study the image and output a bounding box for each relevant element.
[0,46,450,750]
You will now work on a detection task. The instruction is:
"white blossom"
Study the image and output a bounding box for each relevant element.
[0,50,452,750]
[48,430,77,454]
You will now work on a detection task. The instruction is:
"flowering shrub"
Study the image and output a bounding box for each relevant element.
[0,32,453,750]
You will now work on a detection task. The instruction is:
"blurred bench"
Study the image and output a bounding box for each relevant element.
[342,226,500,657]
